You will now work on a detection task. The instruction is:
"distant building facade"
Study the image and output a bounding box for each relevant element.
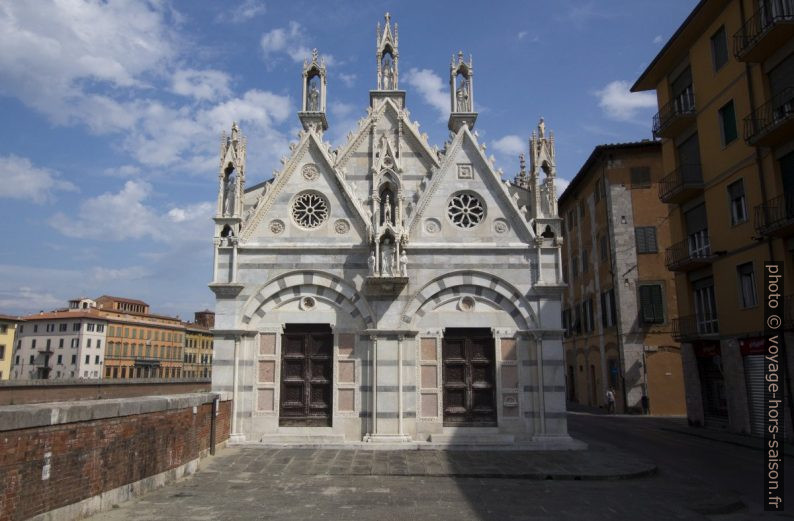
[0,314,21,380]
[559,141,686,416]
[632,0,794,435]
[184,311,214,379]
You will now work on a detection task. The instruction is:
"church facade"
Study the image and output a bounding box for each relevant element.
[210,14,577,448]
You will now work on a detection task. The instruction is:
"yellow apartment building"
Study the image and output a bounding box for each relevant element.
[184,310,214,379]
[632,0,793,434]
[560,141,687,415]
[0,314,21,380]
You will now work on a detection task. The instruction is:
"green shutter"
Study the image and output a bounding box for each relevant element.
[650,285,664,323]
[640,286,654,323]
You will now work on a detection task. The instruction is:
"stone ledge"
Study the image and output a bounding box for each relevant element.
[0,392,224,432]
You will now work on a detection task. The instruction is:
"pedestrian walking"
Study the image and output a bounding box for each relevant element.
[605,388,616,414]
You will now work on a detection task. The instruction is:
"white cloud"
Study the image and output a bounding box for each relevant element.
[91,266,150,283]
[0,155,77,204]
[594,80,657,122]
[0,1,177,125]
[555,178,571,198]
[260,21,334,66]
[404,68,448,120]
[220,0,266,23]
[339,73,357,88]
[517,31,528,40]
[103,165,142,178]
[330,101,356,118]
[492,135,525,156]
[0,284,64,313]
[653,35,663,44]
[172,69,232,101]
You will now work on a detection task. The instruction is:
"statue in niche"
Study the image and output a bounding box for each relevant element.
[382,58,394,89]
[223,169,236,216]
[456,77,469,112]
[399,250,408,277]
[308,80,320,111]
[383,194,392,225]
[381,238,395,276]
[368,251,376,275]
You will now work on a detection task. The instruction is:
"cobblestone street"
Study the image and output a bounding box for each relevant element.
[86,412,794,521]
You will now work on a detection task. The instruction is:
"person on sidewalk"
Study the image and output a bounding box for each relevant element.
[606,388,616,414]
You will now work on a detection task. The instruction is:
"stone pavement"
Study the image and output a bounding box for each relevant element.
[85,445,744,521]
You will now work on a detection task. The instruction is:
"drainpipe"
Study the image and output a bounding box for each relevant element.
[231,335,239,437]
[210,395,218,455]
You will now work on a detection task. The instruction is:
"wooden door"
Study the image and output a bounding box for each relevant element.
[279,325,333,426]
[442,328,496,426]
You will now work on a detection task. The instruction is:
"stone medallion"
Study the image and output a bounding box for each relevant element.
[424,218,441,234]
[334,219,350,234]
[493,218,509,234]
[302,163,320,181]
[269,219,285,234]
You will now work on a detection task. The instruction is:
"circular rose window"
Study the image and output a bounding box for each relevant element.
[291,192,329,229]
[447,192,485,228]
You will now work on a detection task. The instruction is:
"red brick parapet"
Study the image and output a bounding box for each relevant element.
[0,393,231,521]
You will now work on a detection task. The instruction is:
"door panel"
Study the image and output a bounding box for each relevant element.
[279,325,333,426]
[442,330,496,426]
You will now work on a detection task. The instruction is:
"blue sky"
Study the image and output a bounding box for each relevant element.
[0,0,697,319]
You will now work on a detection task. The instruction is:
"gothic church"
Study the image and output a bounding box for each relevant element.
[211,14,577,448]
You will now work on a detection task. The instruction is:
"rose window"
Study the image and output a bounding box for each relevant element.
[291,192,329,228]
[447,192,485,228]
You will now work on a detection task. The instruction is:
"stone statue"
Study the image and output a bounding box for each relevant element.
[383,59,393,89]
[308,82,320,111]
[383,194,392,225]
[368,251,376,275]
[381,239,394,276]
[223,170,236,216]
[456,78,469,112]
[399,251,408,277]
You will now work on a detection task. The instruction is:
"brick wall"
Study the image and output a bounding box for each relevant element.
[0,395,230,521]
[0,379,211,406]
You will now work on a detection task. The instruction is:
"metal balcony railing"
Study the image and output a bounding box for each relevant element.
[672,313,719,341]
[658,163,704,203]
[653,88,695,138]
[665,230,713,271]
[744,86,794,146]
[754,192,794,236]
[734,0,794,60]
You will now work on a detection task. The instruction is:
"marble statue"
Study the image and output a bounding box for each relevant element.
[223,170,236,216]
[368,251,376,275]
[308,82,320,111]
[399,251,408,277]
[383,194,392,225]
[456,78,469,112]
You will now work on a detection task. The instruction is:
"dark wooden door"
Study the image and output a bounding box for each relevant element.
[442,328,496,426]
[279,325,333,426]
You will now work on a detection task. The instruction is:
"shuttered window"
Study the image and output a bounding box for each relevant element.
[719,100,738,145]
[639,284,664,324]
[635,226,658,253]
[737,262,757,308]
[630,167,651,188]
[710,26,728,71]
[728,179,747,224]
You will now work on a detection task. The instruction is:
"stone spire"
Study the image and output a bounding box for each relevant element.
[216,121,247,222]
[376,12,399,90]
[529,118,558,218]
[448,50,476,132]
[298,48,328,132]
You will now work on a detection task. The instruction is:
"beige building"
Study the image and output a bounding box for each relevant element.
[184,311,214,379]
[560,141,686,415]
[632,0,794,434]
[0,314,21,380]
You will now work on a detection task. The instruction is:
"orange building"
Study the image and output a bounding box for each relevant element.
[560,141,686,415]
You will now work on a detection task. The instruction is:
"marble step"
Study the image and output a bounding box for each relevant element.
[429,433,515,445]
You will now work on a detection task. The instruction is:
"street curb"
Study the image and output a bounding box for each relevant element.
[661,427,794,457]
[313,465,659,481]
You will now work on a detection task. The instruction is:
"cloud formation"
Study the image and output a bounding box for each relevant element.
[492,135,525,156]
[404,68,448,120]
[0,155,77,204]
[594,80,657,122]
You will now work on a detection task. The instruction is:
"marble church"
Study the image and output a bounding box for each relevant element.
[210,14,578,448]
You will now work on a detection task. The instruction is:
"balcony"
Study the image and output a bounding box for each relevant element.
[665,231,716,272]
[672,313,720,342]
[754,193,794,237]
[744,86,794,146]
[653,89,696,138]
[733,0,794,62]
[658,164,704,204]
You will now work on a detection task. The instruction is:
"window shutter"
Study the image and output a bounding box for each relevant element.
[647,227,657,252]
[609,289,617,326]
[650,285,664,323]
[601,292,607,327]
[640,286,654,323]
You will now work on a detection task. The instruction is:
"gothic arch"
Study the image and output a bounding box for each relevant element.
[241,270,376,328]
[400,270,537,329]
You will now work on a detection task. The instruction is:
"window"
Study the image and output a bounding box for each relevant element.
[18,325,23,334]
[86,338,92,348]
[719,100,738,145]
[601,289,617,327]
[30,355,35,364]
[574,306,582,334]
[630,167,651,188]
[0,345,4,360]
[737,262,758,308]
[71,338,78,348]
[46,339,51,349]
[33,324,38,333]
[635,227,658,253]
[599,234,608,262]
[58,338,64,348]
[57,355,62,364]
[131,328,137,339]
[710,26,728,71]
[31,339,36,349]
[584,298,595,333]
[639,284,665,324]
[73,322,80,331]
[15,355,20,365]
[571,256,578,279]
[582,249,589,273]
[728,179,747,225]
[108,326,114,336]
[97,324,104,333]
[124,328,129,338]
[97,339,102,349]
[71,355,77,364]
[85,355,90,364]
[95,355,100,364]
[59,323,67,332]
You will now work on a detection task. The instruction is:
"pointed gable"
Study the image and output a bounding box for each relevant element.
[408,126,535,243]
